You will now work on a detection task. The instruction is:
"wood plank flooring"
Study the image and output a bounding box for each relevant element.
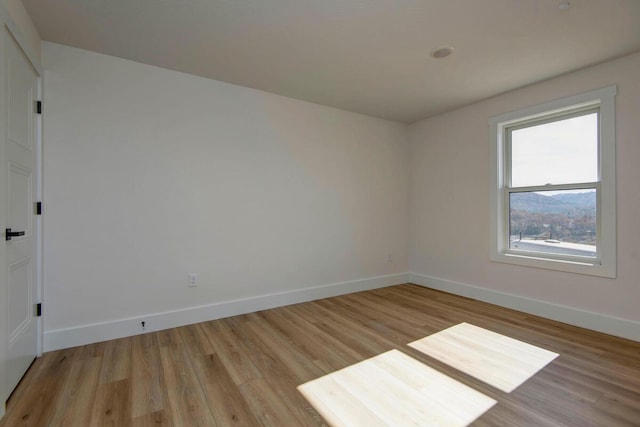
[2,284,640,426]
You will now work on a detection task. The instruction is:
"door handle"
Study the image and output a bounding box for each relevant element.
[5,228,25,241]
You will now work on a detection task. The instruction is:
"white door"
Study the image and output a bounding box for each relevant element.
[4,30,38,396]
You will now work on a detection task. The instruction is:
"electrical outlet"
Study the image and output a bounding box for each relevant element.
[387,254,393,263]
[188,273,198,287]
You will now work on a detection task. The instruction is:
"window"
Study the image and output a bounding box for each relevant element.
[490,86,616,277]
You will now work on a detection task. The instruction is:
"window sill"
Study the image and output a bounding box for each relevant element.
[490,251,616,278]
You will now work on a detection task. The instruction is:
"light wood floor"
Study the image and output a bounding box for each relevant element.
[2,284,640,426]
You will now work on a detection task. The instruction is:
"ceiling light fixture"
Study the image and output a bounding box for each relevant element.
[431,47,454,59]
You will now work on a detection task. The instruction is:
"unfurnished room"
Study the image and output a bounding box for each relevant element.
[0,0,639,426]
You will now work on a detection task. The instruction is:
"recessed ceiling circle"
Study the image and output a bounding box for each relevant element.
[431,47,454,59]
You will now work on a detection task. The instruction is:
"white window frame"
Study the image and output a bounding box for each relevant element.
[490,86,616,278]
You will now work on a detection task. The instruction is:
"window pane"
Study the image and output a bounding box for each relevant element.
[510,112,598,187]
[509,189,596,258]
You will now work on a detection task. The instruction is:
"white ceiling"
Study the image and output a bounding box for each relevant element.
[22,0,640,123]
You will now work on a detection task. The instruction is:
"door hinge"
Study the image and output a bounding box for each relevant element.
[36,100,42,114]
[35,201,42,215]
[36,303,42,317]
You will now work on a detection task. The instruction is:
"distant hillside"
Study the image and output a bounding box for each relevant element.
[511,191,595,214]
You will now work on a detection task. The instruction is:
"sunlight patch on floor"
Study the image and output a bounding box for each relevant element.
[409,322,559,393]
[298,349,496,427]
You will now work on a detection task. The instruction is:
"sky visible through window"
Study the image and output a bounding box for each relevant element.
[511,112,598,188]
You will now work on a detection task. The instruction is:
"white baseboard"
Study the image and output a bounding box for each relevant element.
[44,273,410,352]
[410,272,640,342]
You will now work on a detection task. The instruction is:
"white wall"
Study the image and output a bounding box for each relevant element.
[409,52,640,330]
[42,42,409,348]
[41,41,640,350]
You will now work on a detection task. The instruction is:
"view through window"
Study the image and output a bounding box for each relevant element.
[508,112,598,259]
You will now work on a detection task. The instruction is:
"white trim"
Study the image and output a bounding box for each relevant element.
[489,85,617,278]
[35,74,43,357]
[409,272,640,342]
[1,10,41,75]
[44,273,410,351]
[488,86,616,126]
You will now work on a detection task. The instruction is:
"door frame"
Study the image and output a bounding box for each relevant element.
[34,39,43,359]
[0,4,43,415]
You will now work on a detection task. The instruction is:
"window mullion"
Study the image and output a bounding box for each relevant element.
[507,182,598,193]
